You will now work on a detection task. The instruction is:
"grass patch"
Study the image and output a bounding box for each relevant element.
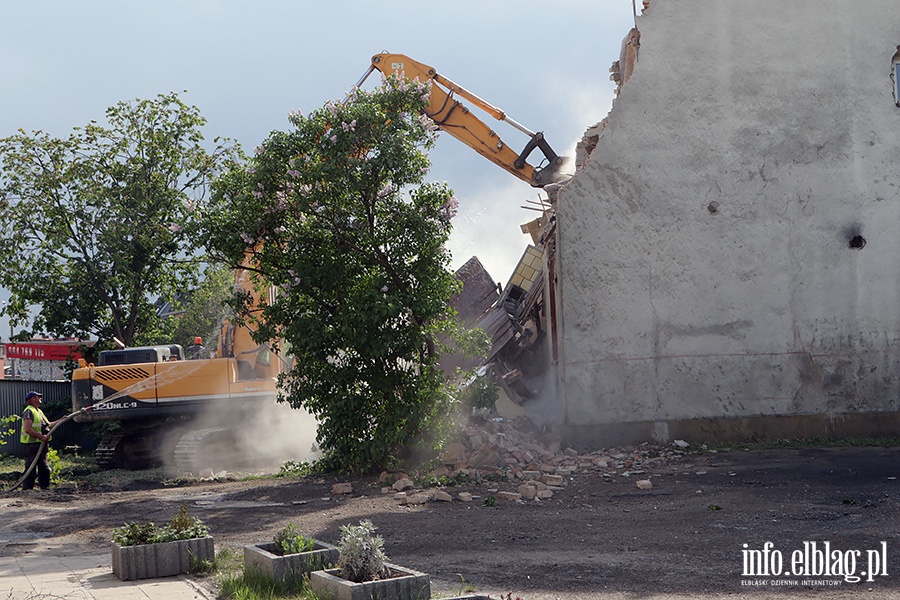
[0,448,99,484]
[210,546,330,600]
[218,565,311,599]
[1,450,289,492]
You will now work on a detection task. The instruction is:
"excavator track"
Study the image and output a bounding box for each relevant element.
[95,434,126,469]
[173,427,231,474]
[94,429,168,470]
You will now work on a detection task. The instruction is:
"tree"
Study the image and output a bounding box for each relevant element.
[203,75,460,473]
[0,92,237,346]
[151,263,234,351]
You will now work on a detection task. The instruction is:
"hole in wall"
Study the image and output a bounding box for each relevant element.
[707,201,719,214]
[849,235,866,249]
[893,45,900,106]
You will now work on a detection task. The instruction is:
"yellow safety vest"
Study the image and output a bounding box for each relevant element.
[20,405,49,444]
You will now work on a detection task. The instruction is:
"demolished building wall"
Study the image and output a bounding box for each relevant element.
[556,1,900,448]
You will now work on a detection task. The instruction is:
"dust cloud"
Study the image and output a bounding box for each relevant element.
[250,401,321,465]
[164,396,320,474]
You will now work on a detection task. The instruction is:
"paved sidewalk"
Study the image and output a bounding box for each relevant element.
[0,553,215,600]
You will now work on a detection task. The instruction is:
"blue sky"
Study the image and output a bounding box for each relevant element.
[1,0,636,341]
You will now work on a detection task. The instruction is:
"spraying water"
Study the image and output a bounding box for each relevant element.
[88,362,206,409]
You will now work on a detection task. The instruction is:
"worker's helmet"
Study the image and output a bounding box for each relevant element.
[194,336,203,345]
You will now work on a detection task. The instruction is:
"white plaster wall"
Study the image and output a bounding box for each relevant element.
[558,1,900,438]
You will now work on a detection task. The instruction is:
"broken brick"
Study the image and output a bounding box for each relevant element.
[332,483,352,495]
[496,491,522,502]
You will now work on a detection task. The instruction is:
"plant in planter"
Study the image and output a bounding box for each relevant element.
[274,523,316,555]
[338,519,389,582]
[111,504,214,581]
[243,522,338,587]
[309,519,431,600]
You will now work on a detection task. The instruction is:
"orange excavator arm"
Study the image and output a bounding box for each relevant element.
[357,52,570,187]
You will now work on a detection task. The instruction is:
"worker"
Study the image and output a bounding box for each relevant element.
[186,336,210,360]
[20,391,58,491]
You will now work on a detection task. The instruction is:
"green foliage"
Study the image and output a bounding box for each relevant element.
[0,415,18,446]
[214,546,244,574]
[112,504,209,546]
[0,92,238,345]
[455,573,477,596]
[458,367,499,411]
[151,263,234,349]
[39,395,70,421]
[46,448,63,485]
[482,495,497,508]
[112,521,158,546]
[273,523,316,556]
[203,76,461,473]
[0,448,96,486]
[277,459,314,478]
[337,519,388,583]
[219,565,308,599]
[189,550,217,575]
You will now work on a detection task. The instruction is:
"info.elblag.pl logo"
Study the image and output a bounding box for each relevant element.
[741,541,889,587]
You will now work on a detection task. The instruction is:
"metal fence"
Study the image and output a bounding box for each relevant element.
[0,379,82,458]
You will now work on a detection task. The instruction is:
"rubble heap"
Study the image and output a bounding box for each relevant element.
[386,416,695,504]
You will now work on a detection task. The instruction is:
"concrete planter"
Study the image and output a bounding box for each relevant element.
[309,563,431,600]
[112,536,214,580]
[243,540,338,585]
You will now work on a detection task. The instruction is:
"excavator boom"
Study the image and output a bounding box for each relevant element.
[363,53,570,187]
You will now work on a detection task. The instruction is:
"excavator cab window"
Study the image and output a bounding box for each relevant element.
[98,346,173,365]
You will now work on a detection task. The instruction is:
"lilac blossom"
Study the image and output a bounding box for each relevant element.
[441,196,459,221]
[377,183,393,198]
[168,223,183,233]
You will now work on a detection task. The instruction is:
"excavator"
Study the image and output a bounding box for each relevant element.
[359,52,571,188]
[71,52,568,471]
[71,267,284,471]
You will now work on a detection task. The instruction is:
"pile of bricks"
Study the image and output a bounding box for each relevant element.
[383,416,693,504]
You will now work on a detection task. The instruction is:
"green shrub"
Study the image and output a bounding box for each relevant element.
[112,504,209,546]
[277,459,313,478]
[112,521,158,546]
[0,415,18,446]
[273,523,315,556]
[459,367,499,411]
[337,520,388,583]
[46,448,63,485]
